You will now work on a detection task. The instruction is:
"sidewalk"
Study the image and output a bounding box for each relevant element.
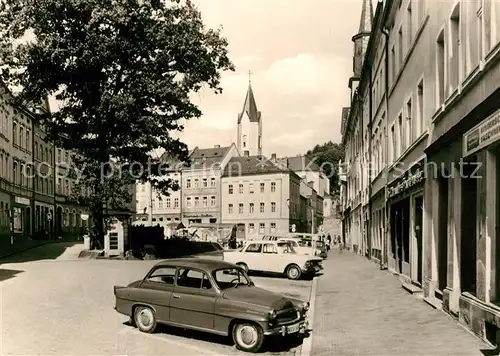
[310,250,492,356]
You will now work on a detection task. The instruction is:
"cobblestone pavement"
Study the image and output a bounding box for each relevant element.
[0,255,312,355]
[311,249,492,356]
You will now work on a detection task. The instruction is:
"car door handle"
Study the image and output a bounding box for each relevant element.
[172,294,180,299]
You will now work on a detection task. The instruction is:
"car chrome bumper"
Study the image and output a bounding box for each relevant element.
[264,319,309,336]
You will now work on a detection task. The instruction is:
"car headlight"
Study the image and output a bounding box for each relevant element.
[268,309,277,320]
[303,302,310,312]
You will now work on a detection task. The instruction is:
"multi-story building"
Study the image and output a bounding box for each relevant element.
[341,0,373,255]
[54,146,88,238]
[340,0,500,343]
[299,180,323,233]
[135,153,183,232]
[421,0,500,341]
[221,155,301,235]
[10,101,34,241]
[182,144,238,225]
[33,120,55,238]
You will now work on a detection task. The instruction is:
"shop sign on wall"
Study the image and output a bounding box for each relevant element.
[387,169,424,199]
[463,108,500,156]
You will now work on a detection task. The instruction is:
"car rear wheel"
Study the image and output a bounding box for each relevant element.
[232,322,264,353]
[286,264,302,280]
[236,262,248,273]
[134,306,157,333]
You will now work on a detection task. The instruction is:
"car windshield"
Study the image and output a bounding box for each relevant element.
[277,242,296,254]
[212,268,252,289]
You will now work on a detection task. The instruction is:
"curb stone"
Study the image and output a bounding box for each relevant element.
[298,276,319,356]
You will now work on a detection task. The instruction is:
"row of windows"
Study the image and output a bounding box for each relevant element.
[153,197,180,209]
[227,202,277,214]
[34,140,53,165]
[185,196,216,208]
[12,121,31,153]
[228,182,276,194]
[186,177,216,189]
[247,222,277,234]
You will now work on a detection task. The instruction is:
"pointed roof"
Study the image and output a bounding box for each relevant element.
[358,0,373,34]
[237,83,261,124]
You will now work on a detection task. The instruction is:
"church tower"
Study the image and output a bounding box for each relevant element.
[349,0,373,102]
[237,74,262,157]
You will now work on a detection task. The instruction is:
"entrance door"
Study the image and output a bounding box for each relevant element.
[414,196,423,284]
[437,178,449,294]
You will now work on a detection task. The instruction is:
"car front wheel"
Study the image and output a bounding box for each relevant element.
[134,306,157,333]
[286,264,302,280]
[232,322,264,353]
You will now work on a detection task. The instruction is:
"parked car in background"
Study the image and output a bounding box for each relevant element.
[223,240,323,280]
[114,258,310,353]
[256,234,327,259]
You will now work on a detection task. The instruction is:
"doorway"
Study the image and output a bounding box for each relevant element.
[437,177,449,294]
[414,196,423,285]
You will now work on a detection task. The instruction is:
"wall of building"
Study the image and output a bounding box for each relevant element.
[340,0,500,346]
[221,172,291,235]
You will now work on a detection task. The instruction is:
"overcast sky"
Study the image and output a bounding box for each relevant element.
[181,0,363,156]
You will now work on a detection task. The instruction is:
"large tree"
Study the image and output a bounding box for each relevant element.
[306,141,344,194]
[0,0,234,245]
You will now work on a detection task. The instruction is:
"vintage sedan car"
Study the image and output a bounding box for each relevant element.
[114,258,310,353]
[223,241,323,280]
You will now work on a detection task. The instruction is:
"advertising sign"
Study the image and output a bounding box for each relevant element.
[463,108,500,156]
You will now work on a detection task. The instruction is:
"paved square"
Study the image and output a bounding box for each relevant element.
[311,250,492,356]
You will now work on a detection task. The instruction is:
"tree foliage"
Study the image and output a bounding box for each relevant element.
[0,0,234,242]
[306,141,344,194]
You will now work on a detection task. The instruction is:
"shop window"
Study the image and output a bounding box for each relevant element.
[13,207,23,233]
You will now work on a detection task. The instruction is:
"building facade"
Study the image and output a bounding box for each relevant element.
[181,144,238,225]
[135,153,183,233]
[422,0,500,342]
[54,146,88,239]
[33,123,55,239]
[221,156,301,236]
[340,0,500,344]
[341,0,374,256]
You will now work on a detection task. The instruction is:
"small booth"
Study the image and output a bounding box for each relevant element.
[104,218,129,256]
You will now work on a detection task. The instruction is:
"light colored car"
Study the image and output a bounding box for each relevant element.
[223,240,323,280]
[257,235,325,258]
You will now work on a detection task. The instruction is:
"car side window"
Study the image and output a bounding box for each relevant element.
[263,243,277,254]
[177,268,212,290]
[147,267,176,285]
[245,243,262,253]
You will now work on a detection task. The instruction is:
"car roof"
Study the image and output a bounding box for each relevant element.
[152,258,237,272]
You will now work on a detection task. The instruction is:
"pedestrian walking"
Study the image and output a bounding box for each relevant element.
[326,234,331,251]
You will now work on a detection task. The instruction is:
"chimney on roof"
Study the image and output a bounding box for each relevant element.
[271,153,276,160]
[214,145,220,148]
[244,150,250,157]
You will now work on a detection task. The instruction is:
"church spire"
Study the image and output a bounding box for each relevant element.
[358,0,373,34]
[237,78,261,124]
[237,73,263,157]
[351,0,373,79]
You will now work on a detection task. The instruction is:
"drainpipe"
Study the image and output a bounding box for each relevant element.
[381,27,390,270]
